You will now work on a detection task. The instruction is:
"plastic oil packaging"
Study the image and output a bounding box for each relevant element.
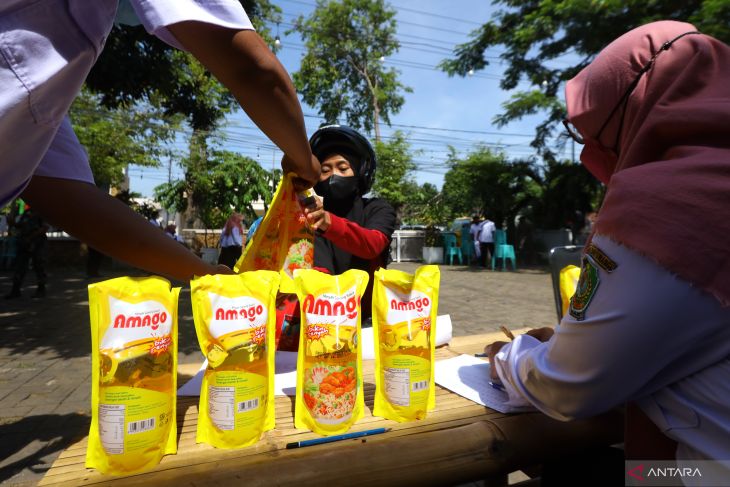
[372,266,440,422]
[234,174,314,293]
[294,269,369,435]
[87,277,180,474]
[190,271,280,448]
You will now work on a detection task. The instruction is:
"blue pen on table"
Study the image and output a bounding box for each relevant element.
[285,427,391,449]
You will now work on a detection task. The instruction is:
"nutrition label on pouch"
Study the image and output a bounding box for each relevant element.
[209,386,235,430]
[99,404,125,454]
[384,367,410,406]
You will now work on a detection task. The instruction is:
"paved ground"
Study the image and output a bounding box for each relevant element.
[0,261,557,486]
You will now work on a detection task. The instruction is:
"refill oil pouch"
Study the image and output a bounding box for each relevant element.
[294,269,369,435]
[86,276,179,474]
[234,174,314,293]
[190,271,280,449]
[372,265,440,422]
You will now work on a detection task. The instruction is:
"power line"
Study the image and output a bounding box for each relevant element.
[390,2,483,26]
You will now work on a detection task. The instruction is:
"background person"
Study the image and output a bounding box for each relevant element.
[275,125,397,350]
[469,215,482,264]
[305,125,397,326]
[484,21,730,482]
[477,216,495,268]
[217,213,244,269]
[0,0,319,281]
[4,204,48,299]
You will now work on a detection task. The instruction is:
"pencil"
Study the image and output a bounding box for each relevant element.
[285,428,391,449]
[499,325,515,341]
[474,327,516,358]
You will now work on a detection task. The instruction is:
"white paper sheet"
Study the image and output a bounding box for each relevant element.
[361,314,453,360]
[434,354,533,414]
[177,351,299,397]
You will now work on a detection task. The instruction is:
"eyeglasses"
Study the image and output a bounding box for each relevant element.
[564,30,700,150]
[563,119,584,145]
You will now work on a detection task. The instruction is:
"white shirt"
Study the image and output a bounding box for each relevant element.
[220,226,242,247]
[477,220,495,243]
[0,0,252,208]
[493,234,730,482]
[469,223,481,241]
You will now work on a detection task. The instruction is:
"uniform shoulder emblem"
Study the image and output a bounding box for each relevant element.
[569,257,600,321]
[585,243,617,273]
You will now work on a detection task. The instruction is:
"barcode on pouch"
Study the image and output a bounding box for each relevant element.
[127,417,155,434]
[412,380,429,392]
[238,398,260,412]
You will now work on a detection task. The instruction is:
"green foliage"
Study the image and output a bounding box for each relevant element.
[69,91,179,188]
[292,0,411,139]
[423,224,442,247]
[442,147,540,229]
[403,182,448,227]
[372,131,417,210]
[155,134,276,229]
[439,146,602,240]
[86,1,281,131]
[528,159,603,229]
[114,190,160,220]
[439,0,730,158]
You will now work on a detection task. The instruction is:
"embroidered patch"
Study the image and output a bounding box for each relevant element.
[569,257,600,321]
[586,243,617,273]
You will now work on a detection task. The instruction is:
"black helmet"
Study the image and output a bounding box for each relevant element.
[309,125,376,195]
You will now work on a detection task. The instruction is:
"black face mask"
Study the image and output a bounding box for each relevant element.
[314,175,358,201]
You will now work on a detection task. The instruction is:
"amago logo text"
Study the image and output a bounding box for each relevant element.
[302,294,359,319]
[390,296,430,313]
[113,311,167,331]
[215,304,265,323]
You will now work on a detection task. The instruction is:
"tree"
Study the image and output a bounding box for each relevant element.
[86,0,281,131]
[401,182,448,226]
[441,147,540,240]
[292,0,411,140]
[69,90,179,189]
[440,1,730,159]
[529,159,603,231]
[155,143,275,231]
[371,131,417,216]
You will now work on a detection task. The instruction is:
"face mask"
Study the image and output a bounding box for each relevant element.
[579,138,618,185]
[314,175,358,201]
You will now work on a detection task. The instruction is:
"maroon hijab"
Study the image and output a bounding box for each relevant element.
[566,21,730,306]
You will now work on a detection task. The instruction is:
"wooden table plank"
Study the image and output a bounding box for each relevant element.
[40,336,622,486]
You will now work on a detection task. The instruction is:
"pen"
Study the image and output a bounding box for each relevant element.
[489,381,505,391]
[285,427,391,449]
[474,326,516,357]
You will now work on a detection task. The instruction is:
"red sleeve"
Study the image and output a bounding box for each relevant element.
[322,212,390,259]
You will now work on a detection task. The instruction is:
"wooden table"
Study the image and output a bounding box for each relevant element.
[40,331,623,486]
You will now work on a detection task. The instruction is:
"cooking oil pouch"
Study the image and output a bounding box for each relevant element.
[190,271,280,449]
[86,276,180,475]
[294,269,369,435]
[234,174,314,293]
[372,265,440,422]
[559,265,581,317]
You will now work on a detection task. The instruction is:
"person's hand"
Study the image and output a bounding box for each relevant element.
[484,340,508,381]
[304,195,331,233]
[525,327,555,342]
[282,154,320,192]
[210,264,236,275]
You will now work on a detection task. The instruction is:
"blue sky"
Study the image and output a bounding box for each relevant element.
[127,0,574,197]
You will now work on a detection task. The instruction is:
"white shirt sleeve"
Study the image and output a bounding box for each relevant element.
[129,0,254,50]
[493,234,730,422]
[33,116,95,185]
